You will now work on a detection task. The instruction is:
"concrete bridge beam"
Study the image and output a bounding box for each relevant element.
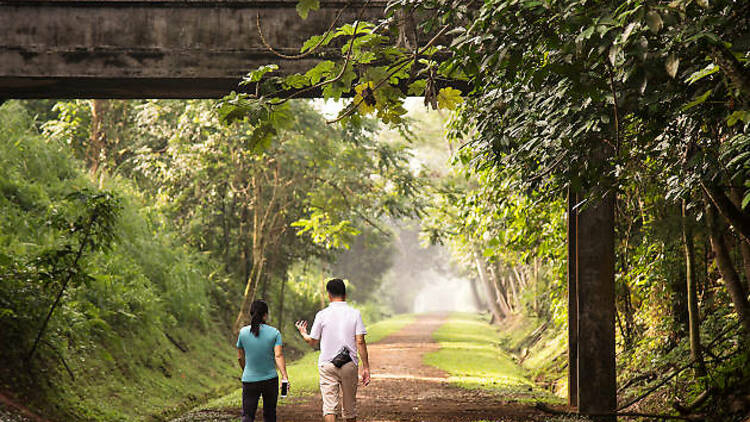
[0,0,386,98]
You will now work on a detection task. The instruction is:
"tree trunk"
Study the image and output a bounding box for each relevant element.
[710,43,750,104]
[671,204,689,336]
[507,270,519,311]
[473,248,505,321]
[467,276,484,309]
[319,263,328,310]
[240,204,251,286]
[728,189,750,292]
[706,202,750,343]
[500,276,516,313]
[533,259,540,314]
[260,257,270,299]
[513,266,528,289]
[222,187,232,272]
[567,187,578,408]
[234,171,266,334]
[622,282,636,346]
[701,181,750,245]
[575,182,616,420]
[28,211,98,363]
[278,272,287,330]
[260,275,268,300]
[682,200,705,375]
[234,258,265,334]
[670,260,689,336]
[488,263,513,316]
[88,99,107,176]
[739,241,750,293]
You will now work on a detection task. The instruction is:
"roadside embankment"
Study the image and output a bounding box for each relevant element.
[423,313,564,403]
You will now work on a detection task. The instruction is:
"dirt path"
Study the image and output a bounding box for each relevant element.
[0,392,49,422]
[175,314,545,422]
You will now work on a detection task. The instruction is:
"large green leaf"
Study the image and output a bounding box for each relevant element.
[437,87,464,110]
[240,64,279,86]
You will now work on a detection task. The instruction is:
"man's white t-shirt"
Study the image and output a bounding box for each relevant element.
[309,301,367,366]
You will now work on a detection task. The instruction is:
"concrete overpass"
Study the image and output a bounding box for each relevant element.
[0,0,388,98]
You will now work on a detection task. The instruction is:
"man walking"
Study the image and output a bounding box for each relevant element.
[295,278,371,422]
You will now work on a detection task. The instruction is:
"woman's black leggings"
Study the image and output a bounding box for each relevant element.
[242,377,278,422]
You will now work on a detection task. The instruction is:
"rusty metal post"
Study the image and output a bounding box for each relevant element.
[567,189,578,408]
[576,190,616,420]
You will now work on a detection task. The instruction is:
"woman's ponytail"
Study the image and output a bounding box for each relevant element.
[249,299,269,337]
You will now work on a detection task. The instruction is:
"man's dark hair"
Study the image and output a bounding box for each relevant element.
[326,278,346,298]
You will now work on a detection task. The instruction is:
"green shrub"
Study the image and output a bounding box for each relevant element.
[0,101,234,420]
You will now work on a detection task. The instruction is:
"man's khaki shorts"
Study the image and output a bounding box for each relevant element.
[319,361,358,419]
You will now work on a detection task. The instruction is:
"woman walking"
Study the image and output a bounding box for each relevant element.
[236,299,289,422]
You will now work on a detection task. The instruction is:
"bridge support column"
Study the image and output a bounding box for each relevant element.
[567,189,578,408]
[576,187,616,420]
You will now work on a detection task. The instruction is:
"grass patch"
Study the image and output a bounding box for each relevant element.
[495,316,569,398]
[424,313,559,403]
[199,313,415,412]
[15,322,239,422]
[363,313,415,343]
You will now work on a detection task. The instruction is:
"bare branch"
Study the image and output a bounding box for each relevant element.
[267,0,372,105]
[255,3,350,60]
[313,175,390,236]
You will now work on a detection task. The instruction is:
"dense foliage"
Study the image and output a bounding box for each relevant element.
[2,0,750,419]
[35,98,423,330]
[432,1,750,418]
[215,0,750,419]
[0,98,421,419]
[0,102,237,420]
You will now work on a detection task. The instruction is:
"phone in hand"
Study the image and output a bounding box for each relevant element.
[280,380,289,398]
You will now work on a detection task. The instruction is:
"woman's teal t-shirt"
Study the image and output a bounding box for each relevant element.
[236,324,282,382]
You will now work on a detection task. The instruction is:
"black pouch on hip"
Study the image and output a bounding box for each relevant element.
[330,346,353,368]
